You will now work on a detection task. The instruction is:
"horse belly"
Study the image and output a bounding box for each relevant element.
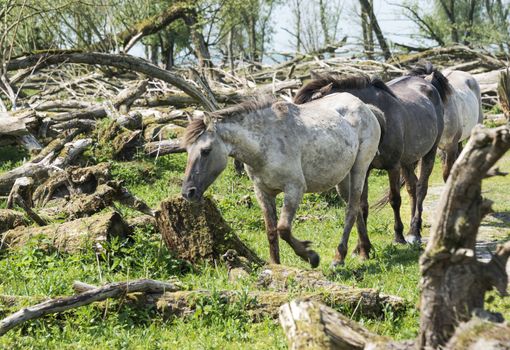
[301,131,358,193]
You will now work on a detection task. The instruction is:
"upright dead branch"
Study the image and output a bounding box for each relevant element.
[497,68,510,121]
[419,125,510,349]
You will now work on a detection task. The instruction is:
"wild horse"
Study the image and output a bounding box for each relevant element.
[181,94,383,267]
[294,71,447,247]
[409,63,484,181]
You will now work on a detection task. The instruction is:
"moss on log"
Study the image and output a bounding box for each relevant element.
[156,196,263,265]
[1,211,131,253]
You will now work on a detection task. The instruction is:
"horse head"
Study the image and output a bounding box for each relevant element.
[181,116,229,202]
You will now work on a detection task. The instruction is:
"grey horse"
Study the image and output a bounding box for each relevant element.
[409,63,483,181]
[181,93,383,267]
[294,72,447,245]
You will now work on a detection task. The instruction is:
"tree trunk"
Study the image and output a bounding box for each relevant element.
[358,0,391,60]
[497,68,510,121]
[182,9,215,80]
[319,0,330,46]
[418,125,510,349]
[361,0,374,59]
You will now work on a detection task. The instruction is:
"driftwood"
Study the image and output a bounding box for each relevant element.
[6,51,216,111]
[418,124,510,349]
[279,299,389,350]
[156,196,263,265]
[0,210,26,234]
[0,279,179,337]
[1,211,131,253]
[144,139,185,157]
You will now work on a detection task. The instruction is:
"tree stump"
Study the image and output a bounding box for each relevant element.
[156,196,263,265]
[0,209,26,234]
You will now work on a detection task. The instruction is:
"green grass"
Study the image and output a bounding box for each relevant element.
[0,137,509,349]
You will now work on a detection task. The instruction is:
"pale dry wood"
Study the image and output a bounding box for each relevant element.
[279,299,387,350]
[0,279,180,336]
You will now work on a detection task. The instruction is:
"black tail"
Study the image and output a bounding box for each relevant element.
[409,61,452,103]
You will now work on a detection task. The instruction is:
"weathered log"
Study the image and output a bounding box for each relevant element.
[156,196,263,265]
[0,113,29,136]
[257,265,406,314]
[1,211,131,253]
[279,299,388,350]
[0,279,180,337]
[144,139,185,157]
[0,209,26,234]
[444,317,510,350]
[418,125,510,349]
[6,177,34,209]
[6,52,217,111]
[33,100,94,112]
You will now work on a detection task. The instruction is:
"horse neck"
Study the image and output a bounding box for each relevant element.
[216,109,272,167]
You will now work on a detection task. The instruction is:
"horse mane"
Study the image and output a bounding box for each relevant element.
[182,95,276,147]
[293,72,396,104]
[408,61,452,103]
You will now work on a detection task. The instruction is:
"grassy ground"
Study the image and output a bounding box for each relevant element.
[0,134,509,349]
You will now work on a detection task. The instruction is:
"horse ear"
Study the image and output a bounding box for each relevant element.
[424,72,434,83]
[203,112,216,132]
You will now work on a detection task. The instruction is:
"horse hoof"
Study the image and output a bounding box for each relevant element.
[307,250,320,268]
[393,237,407,244]
[330,259,344,270]
[406,235,422,245]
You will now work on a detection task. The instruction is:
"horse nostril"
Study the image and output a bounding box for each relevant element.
[186,187,197,200]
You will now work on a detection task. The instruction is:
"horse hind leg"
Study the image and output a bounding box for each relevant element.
[253,186,280,264]
[278,186,320,268]
[334,160,372,267]
[401,164,418,241]
[353,171,370,258]
[409,147,437,243]
[388,167,406,244]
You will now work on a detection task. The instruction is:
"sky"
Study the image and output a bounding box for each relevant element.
[270,0,434,53]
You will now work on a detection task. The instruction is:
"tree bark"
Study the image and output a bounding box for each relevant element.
[156,197,264,265]
[497,68,510,121]
[418,125,510,349]
[279,299,389,350]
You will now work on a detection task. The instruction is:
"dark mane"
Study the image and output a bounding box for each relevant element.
[293,72,396,104]
[182,95,275,147]
[408,61,452,103]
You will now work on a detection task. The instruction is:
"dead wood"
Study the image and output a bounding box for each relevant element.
[0,279,179,337]
[156,196,263,265]
[144,139,185,157]
[152,287,404,321]
[7,178,46,226]
[33,100,94,112]
[257,265,406,314]
[497,68,510,121]
[1,211,131,253]
[279,299,388,350]
[6,52,217,111]
[0,112,29,136]
[444,317,510,350]
[418,125,510,349]
[0,210,26,234]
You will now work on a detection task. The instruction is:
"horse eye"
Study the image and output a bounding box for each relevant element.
[201,148,211,156]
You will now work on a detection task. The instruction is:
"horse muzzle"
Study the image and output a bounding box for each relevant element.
[181,185,202,202]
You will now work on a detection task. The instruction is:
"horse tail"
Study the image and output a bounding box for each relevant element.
[367,104,386,150]
[371,175,405,211]
[409,61,452,103]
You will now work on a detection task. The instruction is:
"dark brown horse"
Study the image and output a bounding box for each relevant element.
[294,71,448,253]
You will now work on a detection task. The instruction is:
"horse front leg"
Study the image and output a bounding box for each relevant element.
[409,147,437,243]
[441,144,458,182]
[253,186,279,264]
[353,171,370,257]
[278,186,320,268]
